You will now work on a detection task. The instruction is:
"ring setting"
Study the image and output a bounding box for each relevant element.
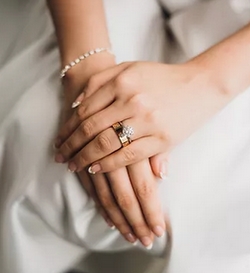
[122,126,134,139]
[112,122,134,147]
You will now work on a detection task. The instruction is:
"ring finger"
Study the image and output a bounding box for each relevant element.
[64,118,152,172]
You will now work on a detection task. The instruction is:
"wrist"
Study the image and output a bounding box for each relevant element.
[63,53,116,95]
[181,60,233,124]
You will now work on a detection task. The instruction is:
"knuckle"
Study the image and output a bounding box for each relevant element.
[159,130,172,148]
[116,194,133,210]
[135,182,154,200]
[80,121,93,138]
[63,140,74,153]
[76,106,85,120]
[99,195,115,210]
[95,134,112,152]
[115,73,131,89]
[129,94,145,114]
[87,75,98,91]
[123,148,136,163]
[145,109,158,124]
[77,153,88,167]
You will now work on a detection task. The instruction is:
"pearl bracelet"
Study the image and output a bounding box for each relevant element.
[60,47,113,79]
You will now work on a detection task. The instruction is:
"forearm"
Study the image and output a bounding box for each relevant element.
[192,23,250,97]
[47,0,110,64]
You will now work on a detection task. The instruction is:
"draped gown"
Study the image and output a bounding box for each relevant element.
[0,0,250,272]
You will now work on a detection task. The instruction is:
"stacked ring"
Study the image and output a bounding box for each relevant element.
[112,122,134,147]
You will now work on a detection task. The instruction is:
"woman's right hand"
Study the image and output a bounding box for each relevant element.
[60,57,167,248]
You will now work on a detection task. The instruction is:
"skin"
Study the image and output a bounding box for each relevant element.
[55,24,250,174]
[47,0,167,248]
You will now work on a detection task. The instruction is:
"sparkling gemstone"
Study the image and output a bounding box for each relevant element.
[122,126,134,138]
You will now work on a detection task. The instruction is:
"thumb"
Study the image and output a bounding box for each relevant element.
[150,153,168,180]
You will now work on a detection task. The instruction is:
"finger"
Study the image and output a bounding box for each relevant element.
[55,84,114,149]
[88,136,166,174]
[127,160,166,238]
[106,167,154,248]
[150,153,169,180]
[65,119,154,172]
[56,64,133,149]
[77,170,114,229]
[57,112,151,164]
[73,62,132,104]
[91,170,138,244]
[56,104,136,163]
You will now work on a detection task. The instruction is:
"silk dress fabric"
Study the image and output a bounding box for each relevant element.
[0,0,250,273]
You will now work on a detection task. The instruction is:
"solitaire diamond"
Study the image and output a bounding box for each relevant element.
[122,126,134,138]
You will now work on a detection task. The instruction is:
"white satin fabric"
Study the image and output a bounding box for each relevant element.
[0,0,250,273]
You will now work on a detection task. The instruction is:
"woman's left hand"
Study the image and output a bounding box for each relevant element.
[55,61,228,173]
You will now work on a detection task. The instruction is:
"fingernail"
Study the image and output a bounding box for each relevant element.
[72,101,81,109]
[140,236,152,249]
[55,154,64,163]
[146,243,153,250]
[153,225,165,238]
[54,138,61,148]
[133,240,138,246]
[88,164,101,174]
[68,162,77,173]
[159,160,168,180]
[105,218,116,230]
[124,233,137,244]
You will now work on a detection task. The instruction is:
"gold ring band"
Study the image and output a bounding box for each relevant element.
[112,122,132,147]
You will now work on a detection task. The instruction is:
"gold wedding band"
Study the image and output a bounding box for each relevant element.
[112,122,132,147]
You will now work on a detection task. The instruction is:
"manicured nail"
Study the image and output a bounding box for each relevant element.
[72,101,81,109]
[124,233,137,244]
[146,243,153,250]
[159,160,168,180]
[153,225,165,238]
[140,236,152,249]
[105,218,116,230]
[88,164,101,174]
[68,162,77,173]
[133,240,138,246]
[55,154,64,163]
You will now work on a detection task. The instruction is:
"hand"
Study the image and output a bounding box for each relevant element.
[82,160,166,248]
[55,61,226,173]
[59,59,167,248]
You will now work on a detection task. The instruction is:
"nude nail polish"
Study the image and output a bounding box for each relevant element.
[88,164,101,174]
[68,162,77,172]
[55,154,64,163]
[153,225,165,237]
[105,218,116,230]
[124,233,137,244]
[71,101,81,109]
[140,236,152,249]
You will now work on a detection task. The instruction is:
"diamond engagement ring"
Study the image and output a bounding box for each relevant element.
[122,125,134,139]
[112,122,134,148]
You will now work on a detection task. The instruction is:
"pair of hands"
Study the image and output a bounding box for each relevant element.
[58,54,167,249]
[56,55,226,248]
